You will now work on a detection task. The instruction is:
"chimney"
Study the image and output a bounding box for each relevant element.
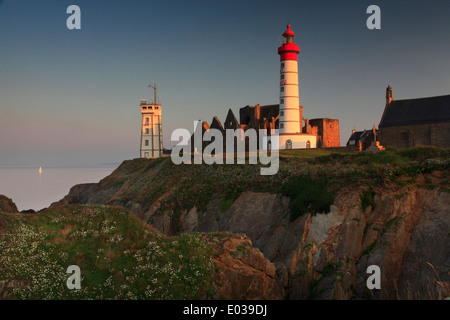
[386,85,393,104]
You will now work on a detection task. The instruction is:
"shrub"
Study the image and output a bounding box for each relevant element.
[279,175,335,222]
[361,188,375,211]
[398,146,449,162]
[219,195,234,212]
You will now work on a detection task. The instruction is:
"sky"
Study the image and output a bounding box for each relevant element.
[0,0,449,167]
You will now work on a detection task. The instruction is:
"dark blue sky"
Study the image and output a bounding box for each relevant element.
[0,0,449,166]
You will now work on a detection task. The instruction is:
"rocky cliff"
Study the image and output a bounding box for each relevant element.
[176,180,449,299]
[0,195,18,214]
[52,149,450,299]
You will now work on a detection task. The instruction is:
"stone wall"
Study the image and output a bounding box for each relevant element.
[380,122,450,148]
[309,118,340,148]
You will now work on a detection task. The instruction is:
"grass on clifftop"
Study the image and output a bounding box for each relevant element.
[57,147,450,233]
[0,205,224,300]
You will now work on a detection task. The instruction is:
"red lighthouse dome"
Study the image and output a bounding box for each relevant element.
[283,24,295,37]
[278,24,300,61]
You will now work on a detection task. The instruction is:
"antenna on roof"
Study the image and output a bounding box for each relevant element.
[148,81,158,104]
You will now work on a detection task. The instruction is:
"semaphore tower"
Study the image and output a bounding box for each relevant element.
[140,82,163,158]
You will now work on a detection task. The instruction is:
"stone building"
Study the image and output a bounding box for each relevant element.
[308,118,340,148]
[379,86,450,148]
[346,126,381,151]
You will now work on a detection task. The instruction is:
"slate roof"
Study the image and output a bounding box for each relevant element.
[346,131,364,146]
[346,129,377,146]
[210,116,224,132]
[224,109,239,129]
[379,95,450,128]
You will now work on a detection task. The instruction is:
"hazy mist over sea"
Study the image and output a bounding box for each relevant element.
[0,165,118,211]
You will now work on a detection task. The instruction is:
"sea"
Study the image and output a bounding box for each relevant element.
[0,164,119,212]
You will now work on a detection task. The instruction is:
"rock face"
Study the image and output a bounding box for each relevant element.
[174,186,449,300]
[212,235,285,299]
[0,195,18,213]
[53,160,450,300]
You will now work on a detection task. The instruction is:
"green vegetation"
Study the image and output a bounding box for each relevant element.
[381,213,406,237]
[87,147,449,232]
[219,195,234,212]
[0,205,224,300]
[321,261,343,277]
[230,243,248,257]
[361,188,376,211]
[361,240,378,257]
[311,147,450,184]
[279,175,335,222]
[292,266,308,279]
[280,148,355,159]
[306,260,344,300]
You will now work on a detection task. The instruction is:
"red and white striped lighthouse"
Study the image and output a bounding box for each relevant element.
[278,24,301,135]
[275,24,316,150]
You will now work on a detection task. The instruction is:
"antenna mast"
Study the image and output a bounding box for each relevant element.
[148,81,158,104]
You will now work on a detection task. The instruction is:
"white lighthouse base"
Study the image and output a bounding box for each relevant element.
[278,133,317,150]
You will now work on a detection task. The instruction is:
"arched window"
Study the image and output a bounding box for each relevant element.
[286,140,292,149]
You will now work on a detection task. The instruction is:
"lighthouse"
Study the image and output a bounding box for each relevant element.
[277,25,316,149]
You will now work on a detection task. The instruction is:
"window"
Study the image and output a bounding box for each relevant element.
[145,140,149,146]
[280,111,284,116]
[281,75,284,80]
[145,117,149,125]
[280,123,284,129]
[286,139,292,149]
[145,128,149,134]
[281,62,285,68]
[280,99,284,104]
[280,87,284,92]
[306,140,311,149]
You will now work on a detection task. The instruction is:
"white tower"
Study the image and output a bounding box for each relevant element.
[140,82,163,158]
[278,24,301,134]
[277,25,316,149]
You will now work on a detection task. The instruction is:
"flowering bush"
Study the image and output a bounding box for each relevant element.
[0,205,221,300]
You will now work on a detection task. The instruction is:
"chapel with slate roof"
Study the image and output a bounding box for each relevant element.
[378,86,450,148]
